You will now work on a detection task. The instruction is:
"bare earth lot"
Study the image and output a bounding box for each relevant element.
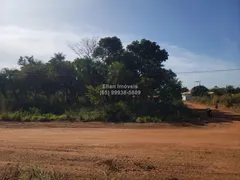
[0,103,240,180]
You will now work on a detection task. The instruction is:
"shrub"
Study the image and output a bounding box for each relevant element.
[104,102,134,122]
[79,108,107,122]
[0,112,21,121]
[218,94,232,107]
[232,93,240,107]
[0,113,9,121]
[0,111,68,122]
[58,114,68,121]
[43,114,59,121]
[28,107,41,116]
[136,116,162,123]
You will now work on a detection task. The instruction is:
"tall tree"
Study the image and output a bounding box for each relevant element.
[69,36,99,58]
[181,87,189,92]
[191,85,209,96]
[226,85,235,94]
[127,39,168,76]
[50,53,66,63]
[93,36,124,65]
[126,39,174,100]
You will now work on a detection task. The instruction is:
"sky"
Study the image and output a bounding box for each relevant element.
[0,0,239,89]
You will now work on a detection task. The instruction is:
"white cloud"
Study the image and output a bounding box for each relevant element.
[0,25,79,64]
[0,25,239,89]
[0,24,137,65]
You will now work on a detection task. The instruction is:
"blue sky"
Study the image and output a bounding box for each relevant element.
[0,0,239,88]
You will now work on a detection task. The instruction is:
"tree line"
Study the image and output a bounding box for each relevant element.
[186,85,240,108]
[0,36,193,122]
[183,85,240,97]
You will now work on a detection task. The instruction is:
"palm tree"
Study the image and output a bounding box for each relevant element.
[50,53,66,62]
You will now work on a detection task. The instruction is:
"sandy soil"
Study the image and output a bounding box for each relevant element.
[0,103,240,180]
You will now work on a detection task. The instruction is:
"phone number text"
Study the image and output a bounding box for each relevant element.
[100,90,141,96]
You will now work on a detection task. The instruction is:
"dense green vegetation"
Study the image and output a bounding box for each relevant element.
[191,85,209,96]
[210,85,240,95]
[0,36,197,122]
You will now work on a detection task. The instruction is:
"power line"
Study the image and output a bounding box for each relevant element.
[176,68,240,74]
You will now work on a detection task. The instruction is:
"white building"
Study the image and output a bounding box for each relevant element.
[182,91,192,101]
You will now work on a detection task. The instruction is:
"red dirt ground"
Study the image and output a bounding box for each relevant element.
[0,103,239,180]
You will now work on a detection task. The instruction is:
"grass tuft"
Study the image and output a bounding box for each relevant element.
[0,164,67,180]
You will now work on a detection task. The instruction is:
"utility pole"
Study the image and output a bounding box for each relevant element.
[194,80,201,86]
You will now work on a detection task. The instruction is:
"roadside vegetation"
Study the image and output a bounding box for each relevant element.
[0,36,210,123]
[189,85,240,108]
[0,101,198,123]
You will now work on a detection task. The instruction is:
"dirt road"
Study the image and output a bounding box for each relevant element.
[0,104,240,180]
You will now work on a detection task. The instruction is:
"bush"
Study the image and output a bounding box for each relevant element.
[79,108,107,122]
[28,107,41,116]
[136,116,162,123]
[232,93,240,107]
[218,94,232,107]
[104,102,134,122]
[0,112,21,121]
[0,112,66,122]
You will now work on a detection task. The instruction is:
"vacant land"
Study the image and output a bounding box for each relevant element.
[0,103,240,180]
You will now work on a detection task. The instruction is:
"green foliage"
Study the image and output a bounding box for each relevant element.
[93,36,124,65]
[210,85,240,96]
[4,36,238,123]
[28,107,41,115]
[104,102,134,122]
[79,108,107,122]
[85,85,106,105]
[212,87,227,96]
[0,37,182,116]
[0,112,21,121]
[136,116,162,123]
[127,39,168,75]
[0,111,64,122]
[232,93,240,105]
[107,61,126,84]
[191,85,209,96]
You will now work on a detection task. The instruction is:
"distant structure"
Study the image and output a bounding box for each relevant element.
[208,91,214,97]
[181,91,215,101]
[182,91,192,101]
